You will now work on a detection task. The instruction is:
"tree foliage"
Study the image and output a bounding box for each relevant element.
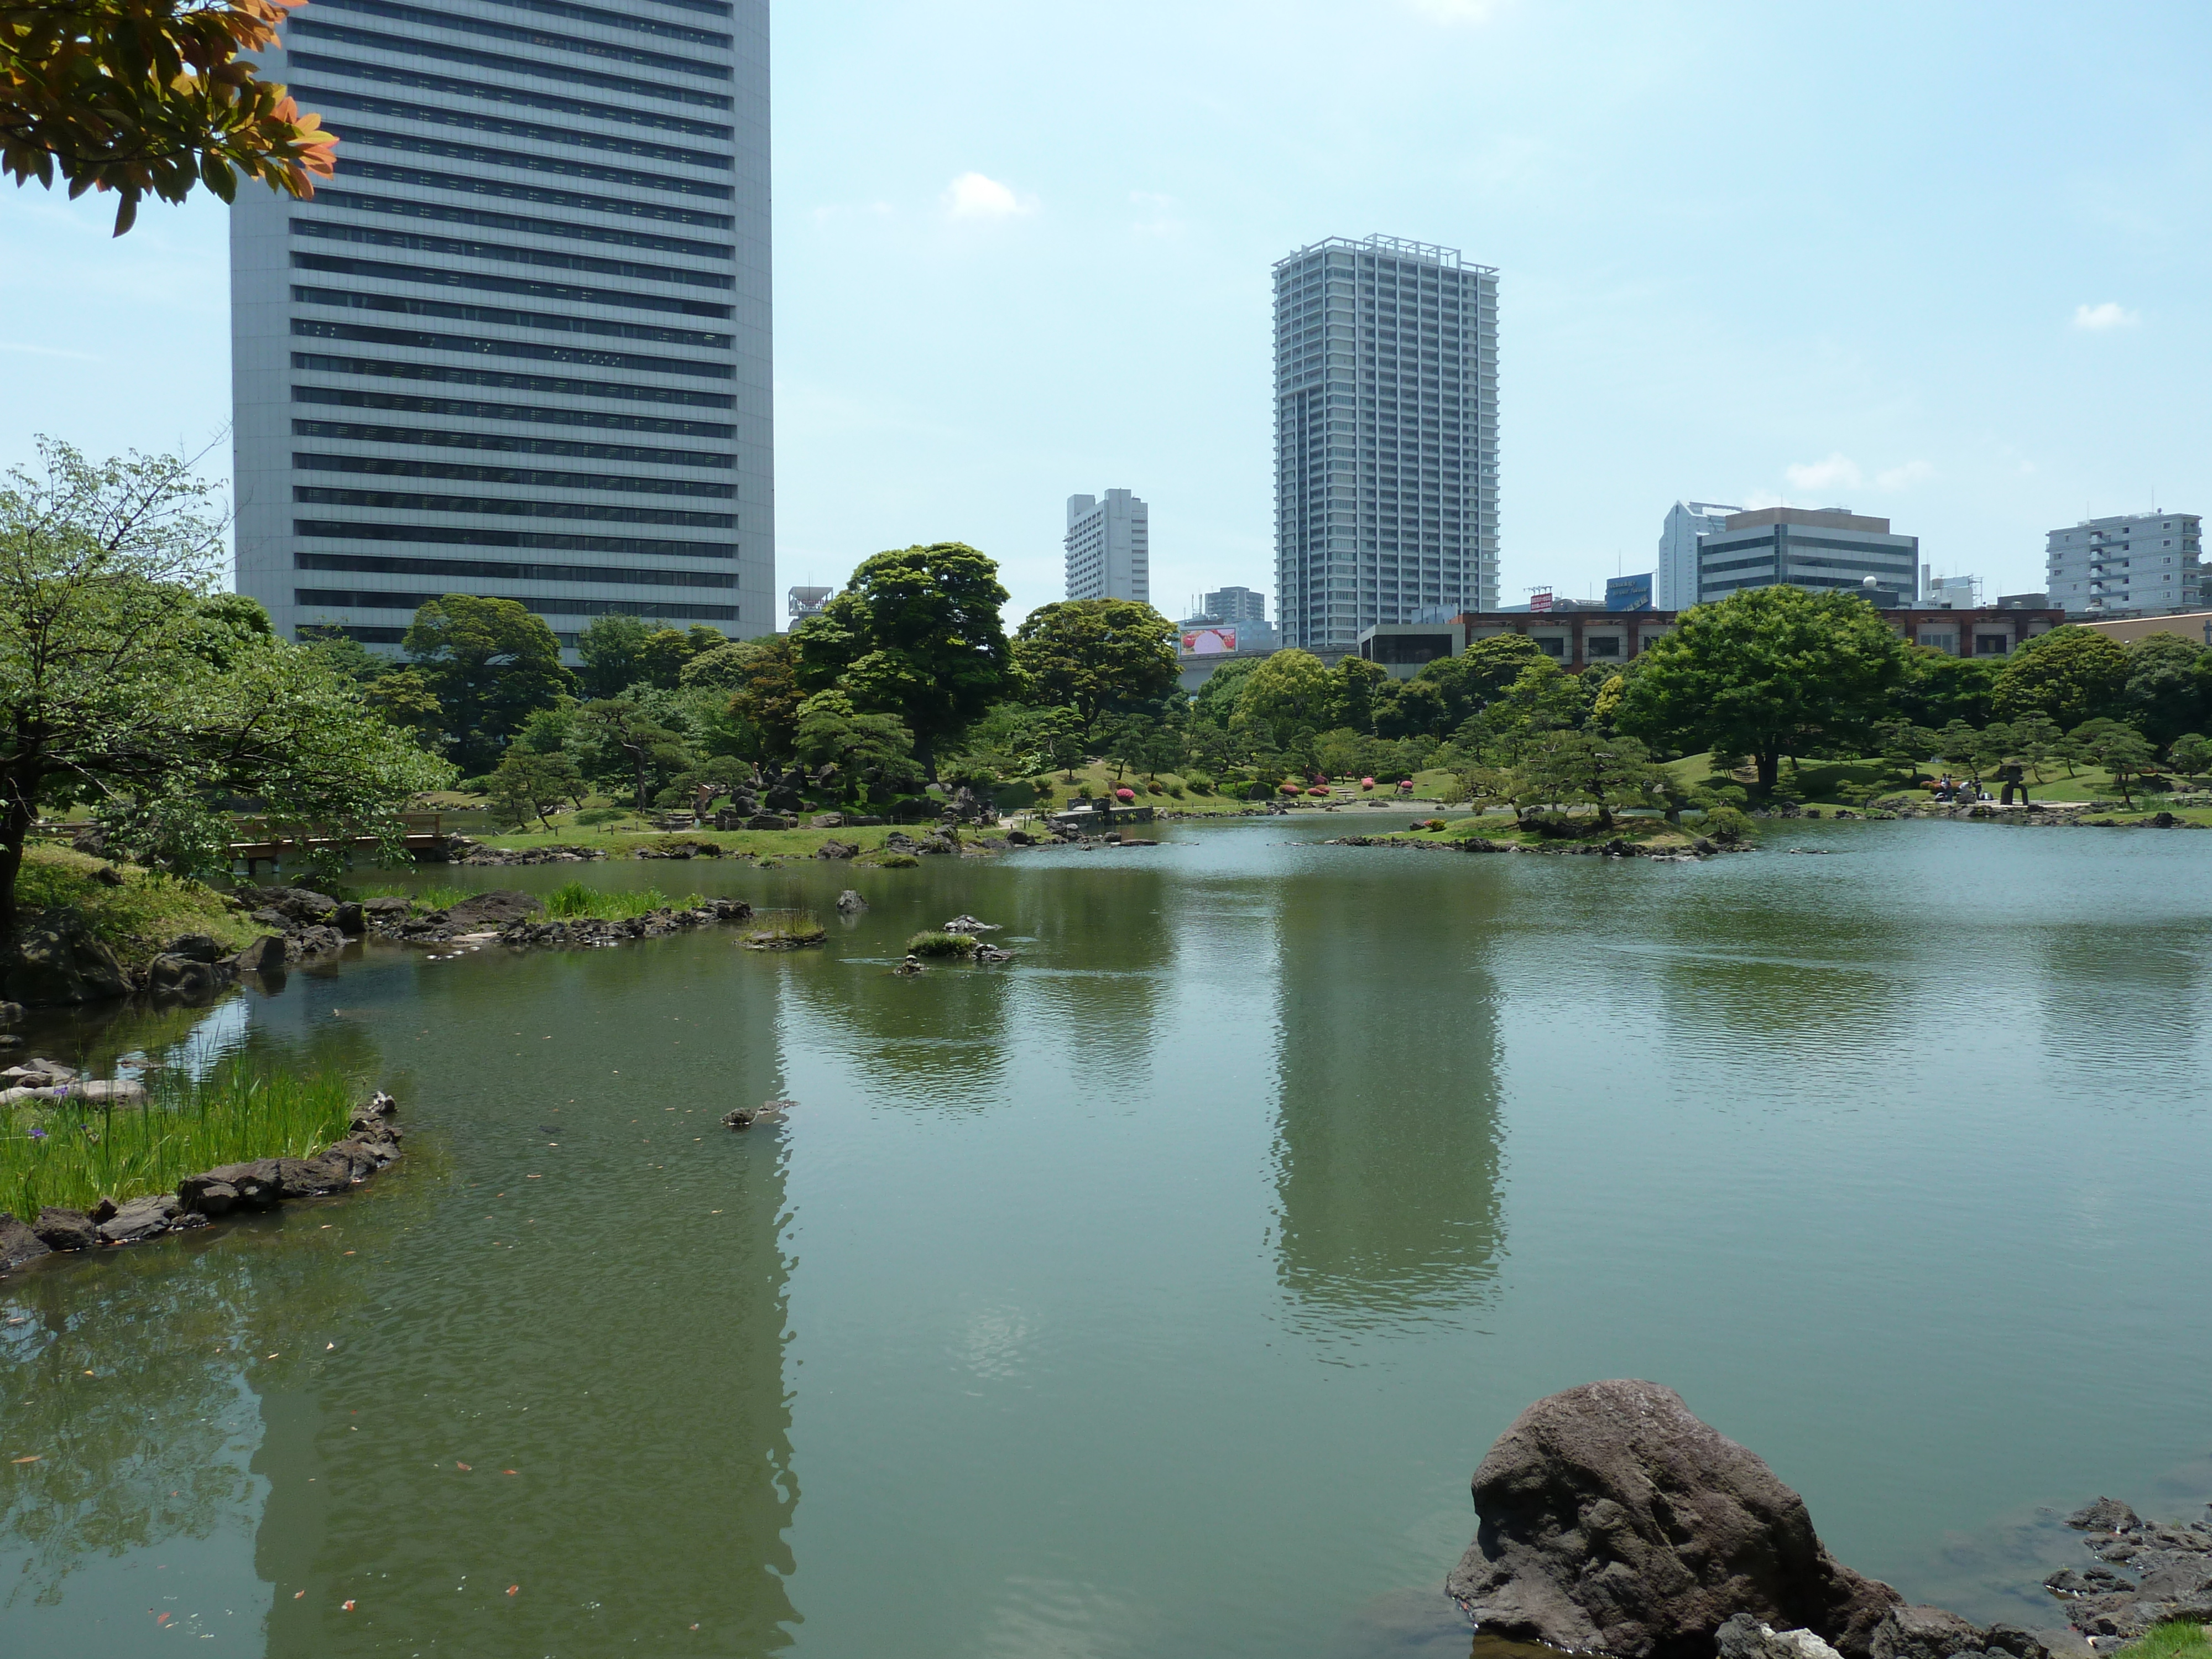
[792,542,1013,778]
[3,0,339,234]
[2121,632,2208,747]
[0,439,449,924]
[1010,598,1178,744]
[1990,625,2129,729]
[791,690,921,802]
[401,594,573,776]
[1619,588,1909,790]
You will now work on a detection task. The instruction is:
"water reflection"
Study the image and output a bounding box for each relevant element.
[1270,860,1506,1335]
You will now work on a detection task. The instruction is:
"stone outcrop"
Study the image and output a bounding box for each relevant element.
[1719,1615,1846,1659]
[443,837,605,865]
[1446,1380,1901,1659]
[0,909,132,1005]
[496,898,753,950]
[2043,1494,2212,1641]
[0,1215,49,1270]
[836,889,867,913]
[814,839,858,860]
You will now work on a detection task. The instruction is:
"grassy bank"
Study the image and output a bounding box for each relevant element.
[1,1061,357,1220]
[2120,1624,2212,1659]
[14,844,259,971]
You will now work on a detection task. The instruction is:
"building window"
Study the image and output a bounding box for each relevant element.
[1974,635,2010,656]
[1585,635,1621,658]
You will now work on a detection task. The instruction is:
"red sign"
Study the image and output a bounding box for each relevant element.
[1529,590,1554,613]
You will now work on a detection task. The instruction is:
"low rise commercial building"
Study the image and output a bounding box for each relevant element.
[1698,508,1919,604]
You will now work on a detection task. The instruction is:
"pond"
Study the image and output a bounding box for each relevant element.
[3,816,2210,1658]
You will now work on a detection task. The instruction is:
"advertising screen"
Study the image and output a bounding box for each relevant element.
[1182,628,1237,656]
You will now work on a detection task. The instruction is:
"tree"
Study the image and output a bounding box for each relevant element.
[1324,655,1391,734]
[0,439,449,925]
[792,542,1013,780]
[401,595,572,776]
[1897,649,1999,729]
[577,697,691,812]
[790,690,921,803]
[2122,632,2208,748]
[1871,717,1940,784]
[1455,633,1546,702]
[3,0,340,234]
[1618,588,1908,792]
[1991,626,2129,729]
[1011,598,1178,745]
[1511,730,1667,829]
[1481,659,1590,759]
[574,613,651,698]
[2007,713,2062,781]
[682,633,803,761]
[2169,733,2212,787]
[1232,649,1331,739]
[2072,719,2156,805]
[486,746,582,832]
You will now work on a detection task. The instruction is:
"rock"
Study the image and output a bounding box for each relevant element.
[942,915,1000,932]
[1870,1606,1987,1659]
[33,1206,98,1250]
[1720,1615,1848,1659]
[145,953,226,997]
[439,890,542,928]
[334,901,366,936]
[0,909,132,1004]
[87,1196,117,1223]
[836,889,867,913]
[0,1215,51,1271]
[362,895,411,916]
[1,1058,76,1087]
[810,812,845,828]
[289,924,346,957]
[1005,828,1036,845]
[746,813,798,831]
[2047,1568,2136,1598]
[1444,1379,1901,1659]
[815,839,858,860]
[893,954,925,975]
[231,934,289,974]
[178,1176,240,1216]
[0,1001,20,1023]
[2136,1560,2212,1600]
[2069,1499,2141,1533]
[163,933,224,963]
[97,1192,180,1244]
[197,1161,285,1209]
[268,1155,352,1197]
[73,1079,146,1105]
[973,943,1014,963]
[1983,1624,2051,1659]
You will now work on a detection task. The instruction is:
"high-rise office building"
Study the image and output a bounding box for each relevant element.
[1655,500,1739,609]
[1272,235,1498,654]
[231,0,774,656]
[1697,508,1918,604]
[2046,513,2203,615]
[1201,586,1267,624]
[1064,489,1149,602]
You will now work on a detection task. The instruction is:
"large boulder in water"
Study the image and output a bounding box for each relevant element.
[1445,1380,1901,1659]
[0,910,131,1004]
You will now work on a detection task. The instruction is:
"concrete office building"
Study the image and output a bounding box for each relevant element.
[1655,501,1739,609]
[1273,234,1499,655]
[1202,585,1267,625]
[1064,489,1149,603]
[2045,513,2203,615]
[1923,572,1979,610]
[231,0,774,656]
[1697,508,1919,605]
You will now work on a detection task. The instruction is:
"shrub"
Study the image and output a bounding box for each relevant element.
[1701,805,1756,842]
[1185,775,1214,795]
[906,930,977,958]
[870,852,920,868]
[1277,782,1301,796]
[1114,787,1136,802]
[1306,786,1329,797]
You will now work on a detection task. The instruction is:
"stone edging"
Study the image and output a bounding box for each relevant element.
[0,1093,405,1273]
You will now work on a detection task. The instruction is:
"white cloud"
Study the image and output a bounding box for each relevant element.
[1875,460,1934,490]
[1783,452,1863,494]
[942,172,1032,221]
[1404,0,1510,22]
[2073,301,2139,331]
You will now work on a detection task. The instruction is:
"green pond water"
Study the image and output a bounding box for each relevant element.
[4,815,2211,1657]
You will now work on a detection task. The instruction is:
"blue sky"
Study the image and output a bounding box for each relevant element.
[4,0,2208,622]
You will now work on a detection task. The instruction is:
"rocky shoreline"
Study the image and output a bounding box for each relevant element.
[1327,832,1746,860]
[361,888,755,950]
[0,1091,406,1274]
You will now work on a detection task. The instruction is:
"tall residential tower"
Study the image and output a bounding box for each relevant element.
[1063,489,1149,603]
[1272,236,1498,654]
[230,0,775,654]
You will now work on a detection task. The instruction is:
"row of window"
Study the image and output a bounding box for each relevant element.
[313,187,730,264]
[335,159,733,230]
[295,452,737,498]
[295,522,734,558]
[293,393,733,441]
[296,552,733,587]
[291,254,732,321]
[294,222,730,295]
[293,320,734,381]
[294,86,729,173]
[294,484,734,528]
[327,124,733,202]
[310,0,729,81]
[295,418,733,468]
[474,0,730,47]
[292,351,737,409]
[289,53,730,141]
[286,20,732,111]
[298,593,739,622]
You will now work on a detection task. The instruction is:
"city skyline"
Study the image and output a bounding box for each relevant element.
[5,1,2210,628]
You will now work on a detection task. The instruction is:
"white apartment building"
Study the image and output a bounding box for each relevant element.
[1273,235,1499,654]
[231,0,775,656]
[1064,489,1149,603]
[1202,585,1267,624]
[1697,508,1919,604]
[2046,513,2203,615]
[1656,501,1739,609]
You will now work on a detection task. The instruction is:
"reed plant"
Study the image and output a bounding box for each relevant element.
[0,1062,358,1221]
[746,911,827,948]
[905,930,977,958]
[544,880,671,921]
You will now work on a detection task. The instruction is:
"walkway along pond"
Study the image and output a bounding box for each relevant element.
[2,814,2210,1658]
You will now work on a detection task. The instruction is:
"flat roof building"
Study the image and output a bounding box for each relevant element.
[2045,513,2202,616]
[1656,502,1738,610]
[1698,508,1918,606]
[231,0,774,658]
[1273,234,1499,655]
[1065,489,1149,603]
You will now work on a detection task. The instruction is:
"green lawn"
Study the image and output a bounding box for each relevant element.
[14,844,260,971]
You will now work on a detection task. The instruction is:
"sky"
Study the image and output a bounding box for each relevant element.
[4,0,2210,624]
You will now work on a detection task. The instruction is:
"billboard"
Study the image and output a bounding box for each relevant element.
[1182,627,1237,656]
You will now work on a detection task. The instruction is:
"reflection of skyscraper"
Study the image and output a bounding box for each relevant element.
[1269,864,1506,1331]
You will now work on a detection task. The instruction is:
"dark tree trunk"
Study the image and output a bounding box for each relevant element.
[0,774,35,936]
[1756,746,1781,793]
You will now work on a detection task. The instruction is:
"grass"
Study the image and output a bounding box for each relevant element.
[0,1060,358,1221]
[745,911,827,948]
[906,930,977,958]
[2117,1624,2212,1659]
[862,851,921,868]
[544,880,674,921]
[13,845,259,969]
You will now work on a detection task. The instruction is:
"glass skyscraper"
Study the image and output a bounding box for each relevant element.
[229,0,774,655]
[1272,235,1497,654]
